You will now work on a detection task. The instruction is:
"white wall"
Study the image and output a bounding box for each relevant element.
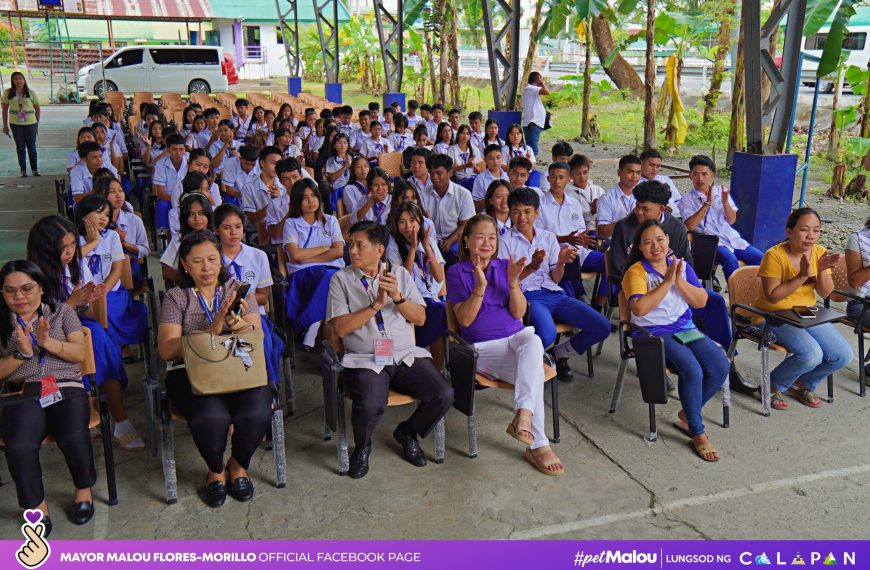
[215,21,288,80]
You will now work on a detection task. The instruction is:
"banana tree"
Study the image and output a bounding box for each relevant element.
[805,0,863,78]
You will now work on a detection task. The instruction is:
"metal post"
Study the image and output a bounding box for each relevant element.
[312,0,339,83]
[743,0,762,154]
[374,0,403,93]
[275,0,302,77]
[768,0,807,152]
[482,0,521,111]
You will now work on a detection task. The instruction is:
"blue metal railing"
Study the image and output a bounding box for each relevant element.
[785,52,822,207]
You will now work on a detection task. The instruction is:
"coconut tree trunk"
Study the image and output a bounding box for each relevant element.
[424,28,437,104]
[436,0,448,102]
[591,14,644,98]
[522,0,547,87]
[643,0,656,149]
[581,22,593,139]
[727,21,745,167]
[703,5,734,122]
[447,0,460,107]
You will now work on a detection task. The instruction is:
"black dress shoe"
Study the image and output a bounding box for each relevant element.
[729,367,758,395]
[41,516,52,538]
[227,475,254,502]
[392,426,427,467]
[203,480,227,508]
[67,501,94,525]
[349,445,371,479]
[712,275,722,292]
[556,358,574,383]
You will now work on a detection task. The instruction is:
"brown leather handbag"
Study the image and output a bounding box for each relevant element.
[181,329,267,395]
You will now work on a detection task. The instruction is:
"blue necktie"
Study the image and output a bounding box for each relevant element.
[229,261,243,281]
[373,202,385,223]
[87,255,102,279]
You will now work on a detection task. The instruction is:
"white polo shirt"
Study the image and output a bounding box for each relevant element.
[502,144,536,165]
[522,83,546,128]
[498,226,561,293]
[596,184,637,226]
[472,168,509,201]
[208,140,241,173]
[222,243,273,315]
[79,232,125,293]
[351,195,392,224]
[242,175,286,215]
[116,206,151,259]
[153,155,188,194]
[359,136,393,159]
[281,215,345,274]
[222,156,260,198]
[535,191,591,265]
[447,144,480,179]
[567,181,606,231]
[386,233,445,299]
[389,131,414,152]
[419,182,476,240]
[678,184,750,252]
[409,174,433,196]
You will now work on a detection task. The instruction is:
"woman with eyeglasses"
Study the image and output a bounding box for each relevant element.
[0,260,96,535]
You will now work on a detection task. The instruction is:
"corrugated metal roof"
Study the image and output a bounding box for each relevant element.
[0,0,213,18]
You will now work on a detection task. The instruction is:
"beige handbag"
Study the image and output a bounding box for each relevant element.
[181,329,267,395]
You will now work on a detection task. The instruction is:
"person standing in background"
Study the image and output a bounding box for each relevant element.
[2,72,41,177]
[521,72,548,157]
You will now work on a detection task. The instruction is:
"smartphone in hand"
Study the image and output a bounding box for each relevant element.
[227,282,251,315]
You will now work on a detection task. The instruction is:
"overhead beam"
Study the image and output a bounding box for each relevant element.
[374,0,403,93]
[312,0,339,84]
[482,0,521,111]
[275,0,301,77]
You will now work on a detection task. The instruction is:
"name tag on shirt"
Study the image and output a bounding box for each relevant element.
[39,375,64,408]
[374,338,394,365]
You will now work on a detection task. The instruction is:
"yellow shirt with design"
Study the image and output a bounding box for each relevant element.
[2,89,39,126]
[754,243,828,313]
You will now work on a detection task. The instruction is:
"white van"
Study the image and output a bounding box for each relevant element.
[800,8,870,93]
[77,45,230,97]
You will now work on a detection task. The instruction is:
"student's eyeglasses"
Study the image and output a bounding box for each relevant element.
[2,283,39,297]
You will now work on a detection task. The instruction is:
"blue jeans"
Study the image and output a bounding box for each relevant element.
[716,245,764,279]
[660,333,729,437]
[10,123,38,172]
[691,289,732,350]
[560,251,607,299]
[523,123,543,157]
[525,289,611,354]
[767,322,853,393]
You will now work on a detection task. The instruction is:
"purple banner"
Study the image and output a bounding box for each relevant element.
[1,538,867,570]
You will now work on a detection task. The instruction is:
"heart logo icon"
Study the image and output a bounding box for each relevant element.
[23,509,42,525]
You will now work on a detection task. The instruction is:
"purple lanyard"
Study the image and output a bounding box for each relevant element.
[359,277,386,333]
[302,226,315,248]
[372,202,386,223]
[16,315,46,367]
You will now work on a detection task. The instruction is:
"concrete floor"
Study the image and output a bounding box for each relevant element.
[0,106,867,541]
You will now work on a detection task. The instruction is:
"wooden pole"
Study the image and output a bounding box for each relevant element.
[106,17,115,50]
[7,12,19,71]
[18,13,33,79]
[198,21,203,45]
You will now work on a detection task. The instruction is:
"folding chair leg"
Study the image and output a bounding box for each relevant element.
[586,348,594,378]
[760,346,771,417]
[645,403,658,444]
[161,419,177,504]
[99,399,119,506]
[336,395,349,476]
[722,370,731,428]
[860,334,867,398]
[271,409,286,488]
[610,359,628,413]
[467,403,478,459]
[323,420,332,441]
[550,376,560,444]
[827,374,834,404]
[282,356,295,416]
[142,377,159,458]
[434,416,445,464]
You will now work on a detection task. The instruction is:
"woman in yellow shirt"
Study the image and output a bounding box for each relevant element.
[756,208,852,410]
[1,72,40,177]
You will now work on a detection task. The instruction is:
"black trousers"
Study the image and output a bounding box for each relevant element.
[166,369,272,474]
[1,387,96,509]
[343,358,453,449]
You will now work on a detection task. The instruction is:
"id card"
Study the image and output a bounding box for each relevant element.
[38,375,64,408]
[17,110,26,121]
[374,338,394,365]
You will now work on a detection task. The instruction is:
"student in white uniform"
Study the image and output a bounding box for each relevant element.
[484,179,514,236]
[567,154,606,232]
[472,144,509,209]
[220,144,260,206]
[418,153,475,267]
[359,122,393,159]
[94,176,150,288]
[169,149,222,239]
[447,125,483,188]
[340,156,371,216]
[596,154,642,239]
[241,146,286,245]
[350,167,392,225]
[640,148,682,215]
[160,192,214,286]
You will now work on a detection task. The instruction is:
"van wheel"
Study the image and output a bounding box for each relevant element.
[95,80,118,98]
[188,80,210,95]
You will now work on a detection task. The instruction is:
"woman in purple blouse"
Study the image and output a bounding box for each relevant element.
[446,214,564,476]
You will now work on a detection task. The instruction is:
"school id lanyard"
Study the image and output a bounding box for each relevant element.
[194,287,221,324]
[16,315,46,370]
[359,276,387,337]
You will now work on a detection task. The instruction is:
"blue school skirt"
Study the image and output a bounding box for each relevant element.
[284,265,339,333]
[130,259,144,288]
[416,297,447,348]
[106,288,148,346]
[261,314,285,386]
[79,315,128,391]
[156,198,170,229]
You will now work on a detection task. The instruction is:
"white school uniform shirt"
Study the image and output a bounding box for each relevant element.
[677,184,749,252]
[279,144,303,160]
[350,128,372,150]
[297,125,313,141]
[522,83,546,128]
[308,133,325,153]
[281,215,346,274]
[419,181,475,240]
[501,144,536,165]
[389,131,414,152]
[194,128,212,149]
[79,231,126,293]
[381,122,394,135]
[242,175,286,215]
[424,120,438,140]
[351,195,392,224]
[208,139,241,174]
[432,141,450,156]
[67,149,82,171]
[116,206,151,259]
[567,181,606,231]
[472,169,509,202]
[535,191,591,264]
[222,244,273,315]
[447,144,479,179]
[338,122,354,137]
[232,115,253,139]
[409,173,433,196]
[169,183,221,239]
[264,194,291,243]
[470,130,485,157]
[498,226,561,293]
[325,156,351,188]
[596,184,636,226]
[360,136,393,158]
[221,157,260,199]
[846,228,870,296]
[69,163,105,196]
[153,154,189,194]
[160,234,181,270]
[386,234,445,299]
[109,123,128,154]
[406,113,422,127]
[64,262,95,296]
[495,215,513,236]
[341,182,369,216]
[641,174,683,214]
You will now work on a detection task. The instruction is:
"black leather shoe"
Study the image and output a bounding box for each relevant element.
[556,358,574,383]
[41,516,52,538]
[348,445,371,479]
[227,476,254,502]
[203,480,227,508]
[712,275,722,292]
[67,501,94,525]
[392,426,427,467]
[729,366,757,395]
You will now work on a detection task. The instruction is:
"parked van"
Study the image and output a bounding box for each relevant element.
[800,7,870,93]
[77,45,230,97]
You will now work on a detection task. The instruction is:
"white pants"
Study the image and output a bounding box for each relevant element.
[473,326,548,449]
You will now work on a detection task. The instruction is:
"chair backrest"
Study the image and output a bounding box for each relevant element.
[90,293,109,329]
[690,233,720,281]
[276,243,289,279]
[120,256,134,290]
[80,327,96,376]
[830,256,849,303]
[726,265,761,318]
[445,301,459,333]
[378,151,403,177]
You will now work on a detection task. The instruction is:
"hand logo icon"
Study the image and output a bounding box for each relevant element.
[16,510,50,569]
